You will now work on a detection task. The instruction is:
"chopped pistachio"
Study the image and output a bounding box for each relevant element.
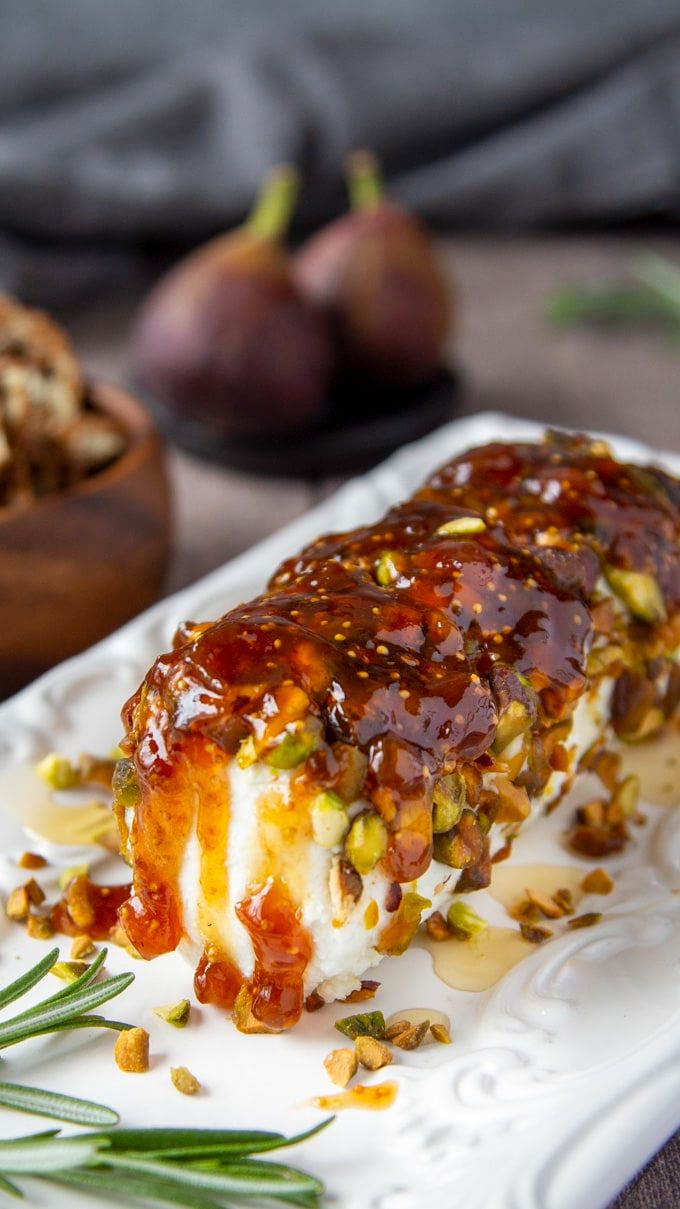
[375,552,400,586]
[430,1022,452,1045]
[493,699,533,752]
[509,899,542,925]
[154,999,191,1028]
[618,706,665,744]
[526,888,564,920]
[390,1020,430,1051]
[334,1010,386,1041]
[495,778,531,823]
[436,516,486,537]
[446,901,488,940]
[552,888,575,915]
[355,1036,393,1071]
[311,791,350,848]
[377,892,431,956]
[18,852,47,870]
[432,773,466,833]
[384,1019,412,1042]
[425,910,451,941]
[114,1027,149,1073]
[323,1048,358,1088]
[341,979,380,1005]
[36,752,79,790]
[587,644,625,678]
[232,985,273,1034]
[236,736,257,769]
[170,1066,201,1096]
[579,800,606,827]
[611,773,640,820]
[568,912,603,929]
[58,864,89,893]
[433,809,484,869]
[519,922,553,944]
[27,913,54,940]
[70,935,95,959]
[604,566,666,624]
[51,961,90,983]
[345,812,388,875]
[24,879,45,907]
[581,867,615,895]
[264,727,317,770]
[112,758,141,808]
[329,856,363,923]
[64,874,95,930]
[6,886,30,922]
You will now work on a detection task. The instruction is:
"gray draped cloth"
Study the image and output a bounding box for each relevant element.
[0,5,678,1203]
[0,0,679,310]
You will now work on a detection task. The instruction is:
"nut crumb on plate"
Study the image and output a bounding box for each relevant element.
[114,1027,149,1073]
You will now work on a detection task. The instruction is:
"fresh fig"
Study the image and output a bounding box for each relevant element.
[134,167,333,438]
[295,151,451,389]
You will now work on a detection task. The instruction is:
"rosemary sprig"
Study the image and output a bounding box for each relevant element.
[545,253,680,336]
[0,1120,330,1207]
[0,951,331,1205]
[0,946,131,1125]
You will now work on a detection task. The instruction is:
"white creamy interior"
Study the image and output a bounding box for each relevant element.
[171,675,616,1003]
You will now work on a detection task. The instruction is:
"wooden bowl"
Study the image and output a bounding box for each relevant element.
[0,382,171,699]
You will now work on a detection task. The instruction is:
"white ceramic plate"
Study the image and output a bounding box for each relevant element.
[0,412,679,1209]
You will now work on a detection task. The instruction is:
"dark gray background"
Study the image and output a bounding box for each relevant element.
[1,0,680,309]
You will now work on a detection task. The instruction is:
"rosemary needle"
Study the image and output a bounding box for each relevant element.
[0,946,129,1126]
[0,949,331,1205]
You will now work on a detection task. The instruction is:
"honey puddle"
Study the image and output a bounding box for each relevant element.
[385,1007,450,1033]
[420,927,535,992]
[310,1081,398,1111]
[488,863,586,914]
[0,765,116,847]
[618,725,680,808]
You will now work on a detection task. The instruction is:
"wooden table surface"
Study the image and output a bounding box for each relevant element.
[73,233,679,1208]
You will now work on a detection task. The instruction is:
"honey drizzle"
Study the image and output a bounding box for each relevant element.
[310,1081,398,1111]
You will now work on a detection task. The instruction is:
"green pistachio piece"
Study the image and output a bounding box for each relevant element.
[58,864,89,892]
[36,753,79,791]
[587,644,625,678]
[334,1010,386,1040]
[492,699,532,753]
[433,809,484,869]
[618,706,666,743]
[604,566,666,624]
[446,901,488,940]
[611,773,640,819]
[436,516,487,537]
[345,812,388,875]
[377,892,432,955]
[112,758,141,809]
[375,552,400,586]
[154,998,191,1028]
[432,772,466,834]
[50,961,90,983]
[265,728,317,770]
[311,791,350,848]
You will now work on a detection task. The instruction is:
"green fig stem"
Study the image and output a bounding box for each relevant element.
[347,150,384,211]
[247,166,300,241]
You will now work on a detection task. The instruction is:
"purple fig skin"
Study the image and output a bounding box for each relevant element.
[294,203,451,389]
[134,230,334,439]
